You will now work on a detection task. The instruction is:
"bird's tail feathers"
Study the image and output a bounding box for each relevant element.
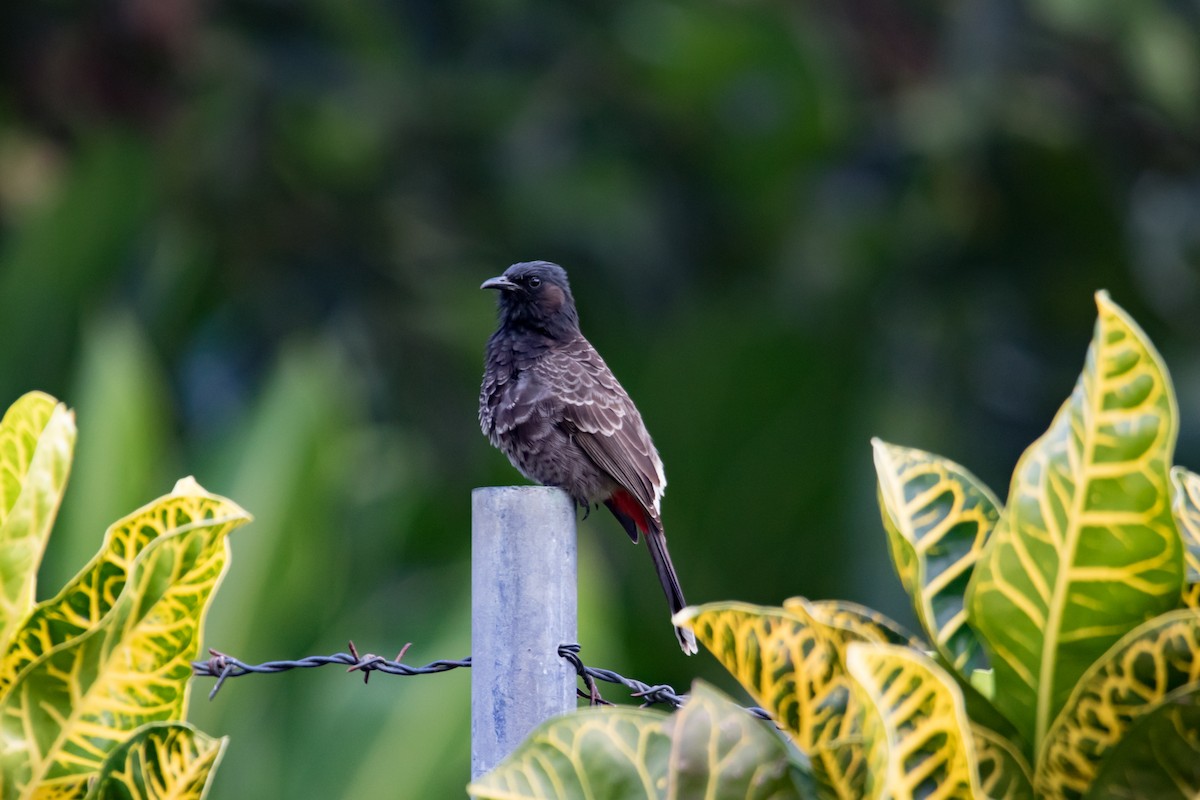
[645,525,698,655]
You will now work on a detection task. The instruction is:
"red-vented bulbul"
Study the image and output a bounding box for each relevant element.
[479,261,697,654]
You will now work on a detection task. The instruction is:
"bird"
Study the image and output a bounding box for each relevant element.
[479,261,697,654]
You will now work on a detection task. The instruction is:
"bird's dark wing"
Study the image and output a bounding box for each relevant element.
[533,337,665,517]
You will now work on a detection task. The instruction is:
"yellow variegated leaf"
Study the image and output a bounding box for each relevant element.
[0,477,247,694]
[972,725,1033,800]
[873,440,997,677]
[0,392,58,519]
[1171,467,1200,608]
[1036,608,1200,800]
[844,642,981,800]
[1084,683,1200,799]
[664,681,809,799]
[467,708,671,800]
[807,597,1015,750]
[811,737,871,800]
[856,698,888,800]
[673,602,860,754]
[84,722,227,800]
[967,291,1183,752]
[792,598,926,650]
[15,786,74,800]
[0,393,75,654]
[0,483,249,800]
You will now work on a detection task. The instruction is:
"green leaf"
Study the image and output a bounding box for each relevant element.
[873,439,998,677]
[796,598,1015,751]
[664,680,811,800]
[675,603,873,798]
[972,724,1034,800]
[1036,608,1200,800]
[966,291,1183,752]
[1170,466,1200,608]
[84,722,227,800]
[466,708,671,800]
[956,669,1024,750]
[0,392,75,653]
[793,598,926,649]
[0,481,250,800]
[1083,684,1200,800]
[809,738,870,800]
[0,478,248,695]
[674,603,861,754]
[844,642,981,800]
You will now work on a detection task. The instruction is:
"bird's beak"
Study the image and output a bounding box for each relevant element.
[481,276,518,291]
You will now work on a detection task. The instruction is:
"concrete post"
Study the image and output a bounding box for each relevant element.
[470,486,577,778]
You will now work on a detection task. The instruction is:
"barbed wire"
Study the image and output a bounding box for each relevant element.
[192,641,470,700]
[191,641,770,720]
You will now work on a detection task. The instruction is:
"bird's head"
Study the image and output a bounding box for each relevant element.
[481,261,579,339]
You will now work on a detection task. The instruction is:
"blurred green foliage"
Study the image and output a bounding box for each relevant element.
[0,1,1198,797]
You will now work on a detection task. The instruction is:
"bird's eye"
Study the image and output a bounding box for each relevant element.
[527,276,542,288]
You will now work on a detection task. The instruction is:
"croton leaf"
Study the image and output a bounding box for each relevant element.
[1171,466,1200,608]
[809,738,870,800]
[0,477,248,694]
[83,722,227,800]
[673,603,861,754]
[1083,684,1200,800]
[791,598,925,650]
[967,291,1183,752]
[844,642,980,800]
[664,680,811,800]
[0,392,75,654]
[972,724,1034,800]
[467,708,671,800]
[873,439,997,677]
[0,480,249,800]
[1036,608,1200,800]
[957,670,1023,753]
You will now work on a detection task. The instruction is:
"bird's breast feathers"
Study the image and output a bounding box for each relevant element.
[480,335,667,513]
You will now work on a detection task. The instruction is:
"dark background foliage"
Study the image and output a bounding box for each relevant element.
[2,1,1198,796]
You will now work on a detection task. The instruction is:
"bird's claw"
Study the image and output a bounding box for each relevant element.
[572,496,593,520]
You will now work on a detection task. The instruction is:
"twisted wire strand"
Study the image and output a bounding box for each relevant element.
[192,641,770,720]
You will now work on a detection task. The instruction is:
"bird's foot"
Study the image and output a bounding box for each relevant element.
[571,496,593,520]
